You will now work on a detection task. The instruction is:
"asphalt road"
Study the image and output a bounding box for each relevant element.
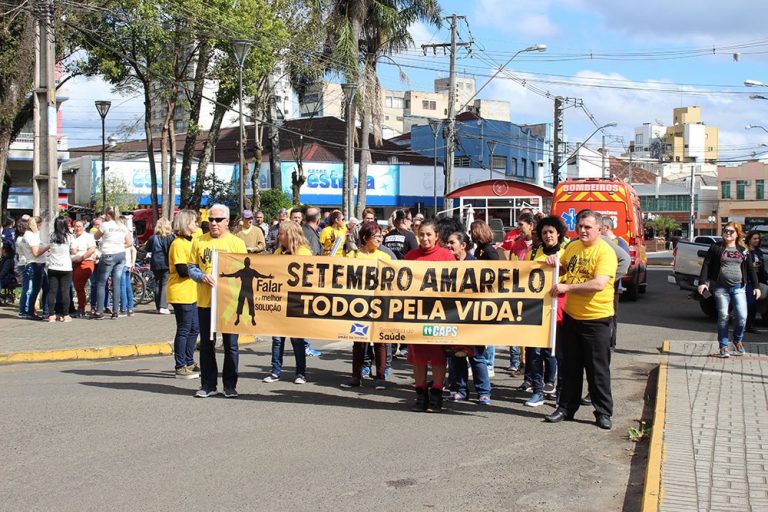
[0,267,725,512]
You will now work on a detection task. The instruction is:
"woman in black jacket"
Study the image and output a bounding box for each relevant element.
[697,222,761,357]
[746,231,767,333]
[144,218,175,314]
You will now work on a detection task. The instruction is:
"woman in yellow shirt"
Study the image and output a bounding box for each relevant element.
[319,209,347,256]
[167,210,200,379]
[264,221,312,384]
[340,222,391,390]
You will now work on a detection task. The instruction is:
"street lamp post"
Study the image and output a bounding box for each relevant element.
[429,119,441,213]
[746,124,768,134]
[341,83,357,219]
[487,140,497,180]
[708,215,717,235]
[232,39,252,213]
[94,100,111,210]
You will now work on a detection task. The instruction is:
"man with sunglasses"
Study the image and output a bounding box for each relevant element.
[189,204,247,398]
[544,209,618,430]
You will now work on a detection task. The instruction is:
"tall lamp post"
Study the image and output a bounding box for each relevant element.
[232,39,252,213]
[745,124,768,134]
[429,119,441,213]
[94,100,111,210]
[487,140,497,180]
[341,83,357,219]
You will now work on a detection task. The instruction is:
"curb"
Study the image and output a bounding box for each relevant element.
[0,338,260,365]
[641,340,669,512]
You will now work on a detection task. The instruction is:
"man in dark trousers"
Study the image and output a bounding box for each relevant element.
[544,209,618,430]
[219,257,273,326]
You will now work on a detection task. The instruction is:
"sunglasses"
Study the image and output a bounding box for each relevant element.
[723,229,736,234]
[209,217,227,223]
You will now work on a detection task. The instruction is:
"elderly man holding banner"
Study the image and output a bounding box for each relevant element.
[544,209,618,430]
[189,204,247,399]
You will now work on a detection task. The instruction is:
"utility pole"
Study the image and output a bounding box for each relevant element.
[32,0,59,222]
[422,14,471,214]
[268,73,282,191]
[601,135,606,179]
[551,96,564,184]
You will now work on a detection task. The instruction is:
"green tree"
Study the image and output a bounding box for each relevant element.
[258,188,292,223]
[326,0,441,218]
[93,175,137,214]
[647,216,681,239]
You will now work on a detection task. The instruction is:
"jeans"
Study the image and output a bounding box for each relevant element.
[47,269,72,317]
[119,268,134,312]
[484,345,496,370]
[95,252,125,314]
[172,303,198,370]
[448,347,491,399]
[507,346,521,369]
[153,270,169,310]
[559,313,613,418]
[526,347,557,395]
[270,337,307,378]
[19,263,45,316]
[198,307,239,391]
[713,284,747,348]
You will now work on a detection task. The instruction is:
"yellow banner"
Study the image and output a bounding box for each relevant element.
[214,253,556,347]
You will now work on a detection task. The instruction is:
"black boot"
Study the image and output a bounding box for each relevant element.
[427,387,443,413]
[412,388,428,412]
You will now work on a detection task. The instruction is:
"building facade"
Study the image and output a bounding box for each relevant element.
[408,112,546,184]
[718,161,768,232]
[664,106,719,164]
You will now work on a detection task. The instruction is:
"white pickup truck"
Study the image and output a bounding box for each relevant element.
[667,237,721,317]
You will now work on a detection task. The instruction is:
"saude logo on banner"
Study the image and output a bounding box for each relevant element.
[214,254,558,347]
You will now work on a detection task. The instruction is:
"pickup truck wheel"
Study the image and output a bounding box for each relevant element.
[699,296,717,318]
[624,279,639,302]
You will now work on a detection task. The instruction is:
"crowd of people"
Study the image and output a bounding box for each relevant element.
[6,203,763,429]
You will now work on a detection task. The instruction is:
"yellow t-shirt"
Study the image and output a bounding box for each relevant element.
[319,226,347,256]
[190,232,247,308]
[167,236,196,305]
[345,248,392,261]
[274,245,313,256]
[559,239,617,320]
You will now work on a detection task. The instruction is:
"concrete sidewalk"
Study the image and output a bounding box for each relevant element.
[0,302,258,363]
[644,339,768,511]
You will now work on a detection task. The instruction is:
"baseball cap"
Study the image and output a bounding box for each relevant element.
[242,209,254,219]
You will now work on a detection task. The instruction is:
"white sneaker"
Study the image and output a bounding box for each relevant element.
[158,308,171,315]
[263,374,280,383]
[294,376,306,384]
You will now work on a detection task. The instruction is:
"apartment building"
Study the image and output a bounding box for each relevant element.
[664,106,719,164]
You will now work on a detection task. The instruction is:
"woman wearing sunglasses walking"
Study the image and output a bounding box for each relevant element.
[697,222,761,357]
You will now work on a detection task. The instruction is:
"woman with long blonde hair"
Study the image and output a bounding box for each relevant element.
[263,220,312,384]
[698,222,761,357]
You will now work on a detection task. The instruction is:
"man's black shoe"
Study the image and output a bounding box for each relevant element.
[596,415,612,430]
[580,394,592,406]
[545,408,573,423]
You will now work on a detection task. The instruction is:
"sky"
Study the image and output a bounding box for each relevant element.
[63,0,768,164]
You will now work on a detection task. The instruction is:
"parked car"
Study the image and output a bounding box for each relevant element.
[692,235,722,245]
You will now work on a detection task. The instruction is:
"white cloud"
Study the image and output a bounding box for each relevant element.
[484,67,768,162]
[471,0,559,38]
[577,0,768,42]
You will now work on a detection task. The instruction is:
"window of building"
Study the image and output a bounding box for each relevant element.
[737,180,746,200]
[490,155,507,172]
[757,179,765,200]
[454,156,471,167]
[405,99,410,109]
[396,116,403,121]
[385,96,404,109]
[422,100,436,110]
[640,195,693,212]
[721,181,731,199]
[509,158,518,176]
